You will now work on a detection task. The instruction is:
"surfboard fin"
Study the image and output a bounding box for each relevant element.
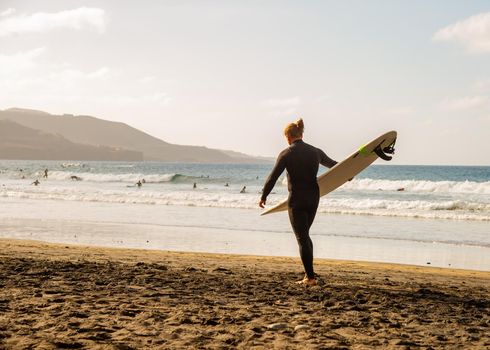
[374,140,396,161]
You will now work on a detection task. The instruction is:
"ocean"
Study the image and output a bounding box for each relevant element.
[1,160,489,271]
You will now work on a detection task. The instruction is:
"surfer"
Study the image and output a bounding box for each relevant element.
[240,186,246,193]
[43,168,48,179]
[259,118,337,286]
[136,180,142,188]
[32,179,40,186]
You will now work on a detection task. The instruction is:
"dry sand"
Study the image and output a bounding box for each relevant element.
[0,239,488,349]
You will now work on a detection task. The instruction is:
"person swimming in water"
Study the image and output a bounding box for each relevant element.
[240,186,246,193]
[32,179,40,186]
[259,118,337,286]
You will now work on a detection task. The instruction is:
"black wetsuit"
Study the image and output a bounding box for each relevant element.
[261,139,337,278]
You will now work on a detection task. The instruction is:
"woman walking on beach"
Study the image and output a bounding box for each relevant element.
[259,118,337,286]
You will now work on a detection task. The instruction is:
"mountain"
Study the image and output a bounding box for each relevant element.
[0,119,143,161]
[0,108,271,163]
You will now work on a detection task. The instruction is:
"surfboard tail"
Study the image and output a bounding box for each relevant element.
[373,138,396,161]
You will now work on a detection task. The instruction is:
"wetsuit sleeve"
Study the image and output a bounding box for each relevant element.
[261,150,288,201]
[318,148,337,168]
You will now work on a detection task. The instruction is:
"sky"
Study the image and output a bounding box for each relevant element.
[0,0,489,165]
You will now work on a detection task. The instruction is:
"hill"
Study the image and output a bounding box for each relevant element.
[0,119,143,161]
[0,108,270,163]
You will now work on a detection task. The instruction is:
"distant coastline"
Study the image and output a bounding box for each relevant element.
[0,108,273,164]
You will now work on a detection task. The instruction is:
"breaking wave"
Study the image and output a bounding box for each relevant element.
[1,184,489,221]
[341,178,490,194]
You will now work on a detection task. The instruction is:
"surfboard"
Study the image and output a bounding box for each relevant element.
[260,130,397,216]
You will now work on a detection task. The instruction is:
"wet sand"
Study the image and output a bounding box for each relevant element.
[0,239,488,349]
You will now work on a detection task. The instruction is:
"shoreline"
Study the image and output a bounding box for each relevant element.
[1,237,489,276]
[1,207,489,271]
[1,238,489,349]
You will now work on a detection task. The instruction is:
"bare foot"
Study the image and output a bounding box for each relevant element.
[295,276,317,286]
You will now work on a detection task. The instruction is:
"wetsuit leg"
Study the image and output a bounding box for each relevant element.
[288,206,316,279]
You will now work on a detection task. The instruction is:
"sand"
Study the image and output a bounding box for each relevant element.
[0,239,488,349]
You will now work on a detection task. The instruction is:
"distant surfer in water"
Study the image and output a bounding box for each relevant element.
[259,118,337,286]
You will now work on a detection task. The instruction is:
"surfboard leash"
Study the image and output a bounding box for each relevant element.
[374,139,396,161]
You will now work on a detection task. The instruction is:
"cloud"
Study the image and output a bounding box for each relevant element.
[87,67,110,79]
[384,107,414,116]
[0,48,111,82]
[0,47,46,75]
[104,92,171,106]
[1,8,16,17]
[140,76,157,84]
[0,48,113,96]
[146,92,171,103]
[46,67,111,85]
[262,96,301,117]
[0,47,171,114]
[263,96,301,108]
[0,7,106,37]
[440,96,489,111]
[433,12,490,53]
[315,94,332,103]
[479,115,490,122]
[474,78,490,91]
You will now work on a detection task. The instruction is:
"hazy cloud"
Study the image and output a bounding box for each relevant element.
[440,96,489,110]
[146,92,171,103]
[262,96,301,118]
[384,107,414,116]
[263,96,301,108]
[0,7,106,37]
[108,92,171,106]
[474,78,490,91]
[139,76,157,84]
[87,67,110,79]
[433,12,490,53]
[0,48,110,83]
[1,8,16,17]
[0,49,112,98]
[276,107,299,116]
[0,47,46,75]
[47,67,111,85]
[315,94,332,103]
[479,115,490,122]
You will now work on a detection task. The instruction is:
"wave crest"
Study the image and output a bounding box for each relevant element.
[342,178,490,194]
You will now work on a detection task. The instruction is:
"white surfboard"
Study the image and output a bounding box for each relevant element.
[260,130,397,216]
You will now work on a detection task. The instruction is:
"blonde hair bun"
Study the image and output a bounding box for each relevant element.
[284,118,304,138]
[295,118,304,133]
